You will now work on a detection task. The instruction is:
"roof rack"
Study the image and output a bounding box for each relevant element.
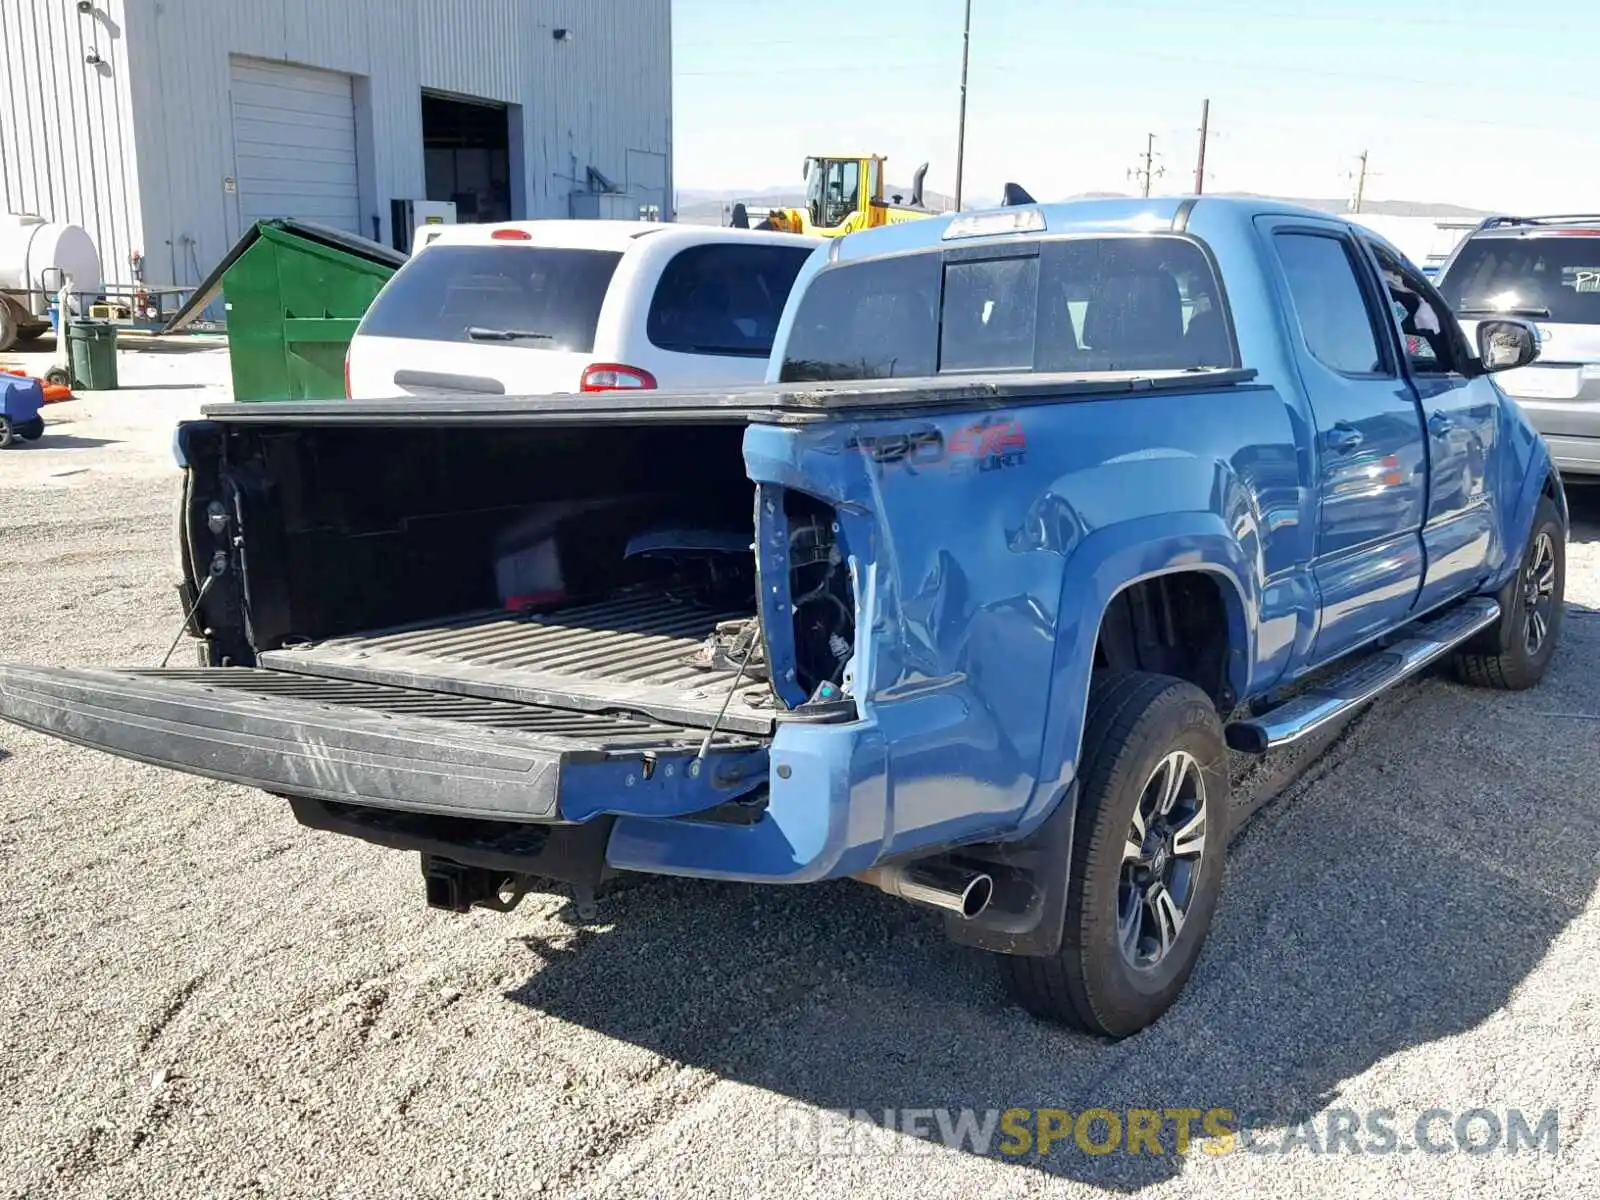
[1475,213,1600,231]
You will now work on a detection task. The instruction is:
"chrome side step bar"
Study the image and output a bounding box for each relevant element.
[1225,597,1501,754]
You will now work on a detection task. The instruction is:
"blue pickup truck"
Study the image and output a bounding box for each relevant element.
[0,197,1567,1037]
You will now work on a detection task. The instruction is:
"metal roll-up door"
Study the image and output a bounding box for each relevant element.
[229,58,361,235]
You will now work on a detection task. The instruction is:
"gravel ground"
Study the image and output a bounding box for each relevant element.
[2,355,1599,1198]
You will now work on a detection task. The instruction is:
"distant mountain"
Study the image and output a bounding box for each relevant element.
[1063,190,1492,220]
[676,185,1491,226]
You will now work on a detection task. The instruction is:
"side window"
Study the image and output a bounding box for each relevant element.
[1366,240,1464,375]
[646,243,813,357]
[1273,232,1388,376]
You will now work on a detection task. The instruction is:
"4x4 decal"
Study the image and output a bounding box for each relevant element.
[848,415,1028,475]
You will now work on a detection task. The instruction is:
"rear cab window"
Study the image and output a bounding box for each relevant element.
[1439,234,1600,326]
[358,245,623,353]
[779,235,1236,382]
[647,242,814,357]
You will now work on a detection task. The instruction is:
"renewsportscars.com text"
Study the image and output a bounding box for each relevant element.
[774,1106,1562,1158]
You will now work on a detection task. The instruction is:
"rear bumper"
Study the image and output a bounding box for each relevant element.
[1511,393,1600,476]
[1541,435,1600,477]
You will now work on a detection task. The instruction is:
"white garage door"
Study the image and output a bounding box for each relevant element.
[229,58,361,234]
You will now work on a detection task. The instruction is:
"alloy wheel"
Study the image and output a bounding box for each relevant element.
[1118,750,1208,970]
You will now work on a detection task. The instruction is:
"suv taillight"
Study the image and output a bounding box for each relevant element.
[580,363,658,392]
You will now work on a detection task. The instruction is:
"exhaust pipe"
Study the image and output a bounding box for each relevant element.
[856,859,993,919]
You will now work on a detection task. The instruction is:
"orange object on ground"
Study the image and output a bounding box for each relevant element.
[0,368,73,404]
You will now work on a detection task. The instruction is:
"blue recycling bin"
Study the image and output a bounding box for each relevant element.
[1,376,46,447]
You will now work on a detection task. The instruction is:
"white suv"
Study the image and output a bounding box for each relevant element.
[344,220,822,400]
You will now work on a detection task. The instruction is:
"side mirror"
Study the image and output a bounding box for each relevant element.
[1475,318,1540,373]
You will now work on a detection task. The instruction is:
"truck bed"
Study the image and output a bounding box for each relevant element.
[257,593,778,736]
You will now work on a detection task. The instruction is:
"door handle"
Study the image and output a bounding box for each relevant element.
[1325,423,1363,453]
[1428,411,1455,437]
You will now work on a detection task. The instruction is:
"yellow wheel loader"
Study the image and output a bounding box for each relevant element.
[731,155,935,238]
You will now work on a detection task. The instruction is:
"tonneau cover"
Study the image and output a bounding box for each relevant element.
[199,368,1259,427]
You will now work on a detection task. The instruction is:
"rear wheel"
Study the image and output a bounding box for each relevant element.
[0,417,13,449]
[1455,494,1565,690]
[17,417,44,442]
[1002,672,1229,1038]
[0,300,18,353]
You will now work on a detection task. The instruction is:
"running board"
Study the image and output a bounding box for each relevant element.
[1225,598,1500,754]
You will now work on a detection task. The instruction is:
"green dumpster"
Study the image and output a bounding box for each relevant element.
[67,320,119,391]
[160,219,408,402]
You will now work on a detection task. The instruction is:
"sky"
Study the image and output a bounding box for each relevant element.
[672,0,1600,213]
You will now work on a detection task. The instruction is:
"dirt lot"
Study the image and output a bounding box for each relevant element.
[3,348,1599,1198]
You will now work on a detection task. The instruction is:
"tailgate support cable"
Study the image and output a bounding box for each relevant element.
[695,622,760,762]
[159,574,216,669]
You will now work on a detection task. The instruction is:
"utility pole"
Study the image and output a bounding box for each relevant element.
[1129,133,1164,198]
[1193,98,1211,195]
[1352,149,1370,213]
[954,0,973,211]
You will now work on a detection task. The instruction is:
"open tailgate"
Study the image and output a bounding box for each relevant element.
[0,664,764,822]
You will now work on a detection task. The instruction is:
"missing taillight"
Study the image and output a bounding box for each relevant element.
[785,492,855,703]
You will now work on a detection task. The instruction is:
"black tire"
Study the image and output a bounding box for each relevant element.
[1003,672,1229,1038]
[0,300,18,353]
[44,366,71,388]
[0,417,13,450]
[1455,494,1565,691]
[15,324,50,347]
[17,417,44,442]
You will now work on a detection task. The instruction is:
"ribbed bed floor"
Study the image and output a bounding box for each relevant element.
[257,592,778,735]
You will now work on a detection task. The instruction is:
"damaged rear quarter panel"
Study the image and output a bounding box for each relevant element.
[740,380,1301,862]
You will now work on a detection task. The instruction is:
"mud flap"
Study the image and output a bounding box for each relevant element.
[940,782,1079,957]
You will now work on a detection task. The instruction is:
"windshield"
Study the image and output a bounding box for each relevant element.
[358,245,623,351]
[1438,234,1600,325]
[779,235,1235,381]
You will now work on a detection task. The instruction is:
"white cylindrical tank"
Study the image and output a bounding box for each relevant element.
[0,213,104,318]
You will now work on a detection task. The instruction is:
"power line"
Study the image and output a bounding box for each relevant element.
[676,46,1600,111]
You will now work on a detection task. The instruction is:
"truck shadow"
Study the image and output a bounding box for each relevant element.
[24,435,121,451]
[504,604,1600,1189]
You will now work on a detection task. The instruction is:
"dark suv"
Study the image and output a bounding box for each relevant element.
[1437,213,1600,477]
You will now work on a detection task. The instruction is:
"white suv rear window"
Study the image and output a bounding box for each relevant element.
[358,246,623,352]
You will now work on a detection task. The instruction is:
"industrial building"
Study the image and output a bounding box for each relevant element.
[0,0,673,293]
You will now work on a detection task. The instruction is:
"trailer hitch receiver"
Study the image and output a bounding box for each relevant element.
[423,857,529,914]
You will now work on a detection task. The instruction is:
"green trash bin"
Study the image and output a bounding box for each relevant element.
[67,320,119,391]
[205,221,408,402]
